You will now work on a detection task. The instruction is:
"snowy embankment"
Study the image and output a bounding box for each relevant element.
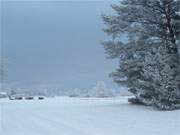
[0,96,180,135]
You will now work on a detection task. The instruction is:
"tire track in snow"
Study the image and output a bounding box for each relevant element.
[29,112,91,135]
[8,102,91,135]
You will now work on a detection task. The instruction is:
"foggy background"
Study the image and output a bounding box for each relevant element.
[1,0,122,92]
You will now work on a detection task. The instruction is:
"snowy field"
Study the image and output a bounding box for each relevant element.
[0,96,180,135]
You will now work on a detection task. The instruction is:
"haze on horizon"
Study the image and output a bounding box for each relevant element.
[1,0,122,91]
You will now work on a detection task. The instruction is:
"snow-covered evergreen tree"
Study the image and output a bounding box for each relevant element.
[93,81,112,97]
[84,81,114,97]
[69,88,81,97]
[102,0,180,110]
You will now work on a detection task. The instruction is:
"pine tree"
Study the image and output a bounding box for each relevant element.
[94,81,110,97]
[102,0,180,110]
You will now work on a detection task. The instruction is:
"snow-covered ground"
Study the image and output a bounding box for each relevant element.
[0,96,179,135]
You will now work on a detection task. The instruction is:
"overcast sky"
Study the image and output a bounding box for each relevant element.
[2,0,120,90]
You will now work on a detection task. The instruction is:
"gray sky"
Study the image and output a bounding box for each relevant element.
[2,0,120,90]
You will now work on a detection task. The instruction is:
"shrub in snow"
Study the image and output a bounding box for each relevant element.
[102,0,180,110]
[68,82,115,98]
[69,88,81,97]
[90,81,114,98]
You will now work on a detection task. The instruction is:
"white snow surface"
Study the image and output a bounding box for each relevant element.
[0,96,179,135]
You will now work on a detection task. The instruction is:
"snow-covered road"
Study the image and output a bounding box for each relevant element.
[0,97,180,135]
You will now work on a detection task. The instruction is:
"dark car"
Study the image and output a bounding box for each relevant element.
[15,97,23,100]
[25,96,34,100]
[38,96,45,100]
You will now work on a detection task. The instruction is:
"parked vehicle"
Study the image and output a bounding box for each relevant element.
[38,96,45,100]
[25,96,34,100]
[14,96,23,100]
[9,94,24,100]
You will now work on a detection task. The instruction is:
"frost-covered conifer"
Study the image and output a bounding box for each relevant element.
[102,0,180,110]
